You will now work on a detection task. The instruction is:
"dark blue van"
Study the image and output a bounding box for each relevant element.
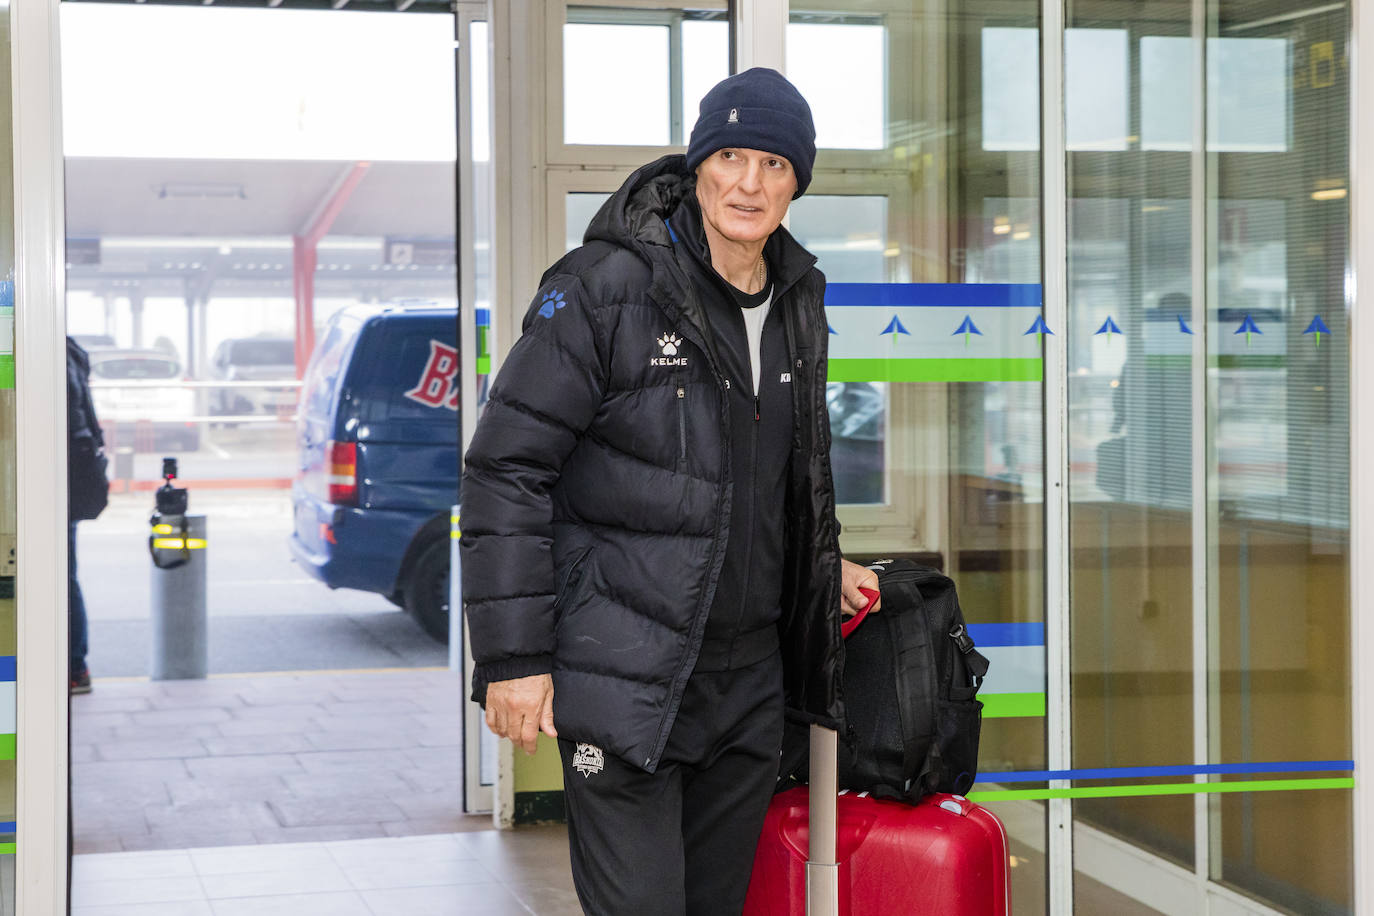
[290,305,458,642]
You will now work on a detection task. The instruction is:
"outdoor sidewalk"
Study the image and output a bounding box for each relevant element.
[72,668,481,853]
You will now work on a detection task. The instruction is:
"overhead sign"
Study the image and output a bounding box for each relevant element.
[385,237,456,268]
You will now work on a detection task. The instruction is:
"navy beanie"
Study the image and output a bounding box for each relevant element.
[685,68,816,199]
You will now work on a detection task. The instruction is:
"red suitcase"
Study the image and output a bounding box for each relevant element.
[741,782,1011,915]
[744,586,1010,916]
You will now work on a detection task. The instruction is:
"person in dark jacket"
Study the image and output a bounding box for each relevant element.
[461,68,879,914]
[67,336,108,694]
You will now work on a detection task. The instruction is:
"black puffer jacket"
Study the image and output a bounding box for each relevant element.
[461,155,844,773]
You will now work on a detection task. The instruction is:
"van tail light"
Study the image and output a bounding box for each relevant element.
[327,440,358,506]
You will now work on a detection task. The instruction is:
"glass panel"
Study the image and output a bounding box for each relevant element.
[785,17,885,150]
[61,3,459,486]
[563,5,728,148]
[1209,2,1351,911]
[788,195,889,507]
[789,0,1046,910]
[0,0,17,890]
[472,20,493,412]
[1063,0,1352,909]
[566,193,611,254]
[564,22,670,145]
[1064,0,1199,897]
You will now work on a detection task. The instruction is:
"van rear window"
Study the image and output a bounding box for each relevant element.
[301,319,359,419]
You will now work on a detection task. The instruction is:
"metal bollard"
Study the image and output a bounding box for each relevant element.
[149,513,208,680]
[113,446,134,485]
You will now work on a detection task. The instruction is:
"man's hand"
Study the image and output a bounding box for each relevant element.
[841,558,880,617]
[484,673,557,755]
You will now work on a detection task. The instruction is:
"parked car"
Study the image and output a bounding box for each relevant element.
[289,305,458,642]
[208,336,297,417]
[86,347,200,452]
[71,333,116,350]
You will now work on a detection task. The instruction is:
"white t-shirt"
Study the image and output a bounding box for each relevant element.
[739,286,773,394]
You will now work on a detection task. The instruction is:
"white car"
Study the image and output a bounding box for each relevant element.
[87,347,199,452]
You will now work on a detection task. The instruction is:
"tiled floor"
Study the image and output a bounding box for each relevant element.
[71,829,582,916]
[67,669,1164,914]
[72,669,477,853]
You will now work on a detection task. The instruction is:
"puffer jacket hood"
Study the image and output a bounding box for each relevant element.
[461,155,844,773]
[583,155,689,254]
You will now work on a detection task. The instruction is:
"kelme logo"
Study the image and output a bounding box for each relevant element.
[651,332,688,367]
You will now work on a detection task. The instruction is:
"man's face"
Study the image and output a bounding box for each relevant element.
[694,148,798,246]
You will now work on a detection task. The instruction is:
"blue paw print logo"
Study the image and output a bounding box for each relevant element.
[537,289,567,319]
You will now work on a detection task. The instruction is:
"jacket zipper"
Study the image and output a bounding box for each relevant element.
[732,379,761,641]
[677,385,688,468]
[647,375,732,769]
[554,547,594,614]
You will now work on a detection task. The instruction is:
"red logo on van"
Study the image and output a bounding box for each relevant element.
[404,340,459,410]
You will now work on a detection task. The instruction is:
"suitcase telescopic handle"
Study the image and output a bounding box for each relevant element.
[807,588,880,915]
[807,723,840,916]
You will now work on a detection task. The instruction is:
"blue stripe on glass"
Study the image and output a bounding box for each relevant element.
[824,283,1043,309]
[0,823,15,833]
[476,309,490,326]
[0,657,14,682]
[980,760,1355,783]
[966,623,1044,648]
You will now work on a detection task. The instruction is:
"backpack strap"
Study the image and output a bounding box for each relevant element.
[949,623,990,688]
[889,594,936,801]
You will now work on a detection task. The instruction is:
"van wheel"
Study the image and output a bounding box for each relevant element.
[404,539,449,644]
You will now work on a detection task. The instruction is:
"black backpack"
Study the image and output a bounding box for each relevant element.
[781,559,990,801]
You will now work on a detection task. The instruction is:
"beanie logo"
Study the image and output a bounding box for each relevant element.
[727,107,739,124]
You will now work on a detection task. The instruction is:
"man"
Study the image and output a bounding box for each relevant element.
[67,335,108,694]
[461,68,878,913]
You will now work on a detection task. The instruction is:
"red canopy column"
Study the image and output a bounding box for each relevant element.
[293,161,371,378]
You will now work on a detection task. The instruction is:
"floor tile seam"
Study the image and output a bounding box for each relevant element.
[190,867,359,903]
[186,840,333,880]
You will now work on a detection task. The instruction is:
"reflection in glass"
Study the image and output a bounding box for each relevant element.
[1210,7,1349,909]
[1141,37,1291,152]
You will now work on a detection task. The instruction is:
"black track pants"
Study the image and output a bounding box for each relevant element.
[557,649,784,916]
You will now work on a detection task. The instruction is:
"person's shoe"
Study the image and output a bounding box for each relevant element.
[70,669,91,695]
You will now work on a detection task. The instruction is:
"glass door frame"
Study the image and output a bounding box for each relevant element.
[10,0,69,911]
[1349,0,1374,911]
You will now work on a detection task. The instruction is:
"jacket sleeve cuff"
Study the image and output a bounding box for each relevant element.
[470,655,554,706]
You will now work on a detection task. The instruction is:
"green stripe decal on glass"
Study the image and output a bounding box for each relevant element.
[967,777,1354,803]
[981,692,1045,718]
[476,356,490,375]
[0,355,12,390]
[828,358,1043,383]
[0,735,14,761]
